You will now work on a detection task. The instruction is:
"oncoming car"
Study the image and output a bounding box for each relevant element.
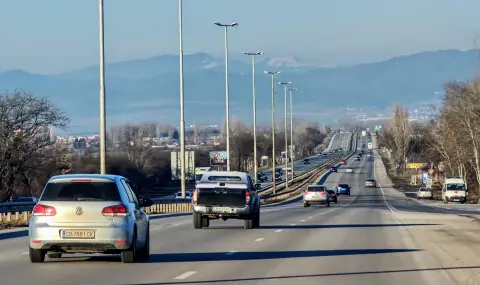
[28,174,154,263]
[365,179,377,188]
[329,166,337,172]
[417,187,433,200]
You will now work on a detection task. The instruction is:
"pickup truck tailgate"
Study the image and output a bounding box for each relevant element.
[197,188,246,207]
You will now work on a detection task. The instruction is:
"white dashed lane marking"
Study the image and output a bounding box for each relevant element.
[174,271,197,280]
[226,250,238,255]
[254,238,264,242]
[300,220,305,222]
[290,223,297,226]
[274,229,283,233]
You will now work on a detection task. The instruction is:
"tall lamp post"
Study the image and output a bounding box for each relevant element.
[214,21,238,171]
[98,0,107,174]
[264,71,280,194]
[243,51,263,184]
[289,88,297,182]
[279,81,292,187]
[178,0,186,198]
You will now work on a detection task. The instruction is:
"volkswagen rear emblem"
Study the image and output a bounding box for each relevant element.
[75,207,83,216]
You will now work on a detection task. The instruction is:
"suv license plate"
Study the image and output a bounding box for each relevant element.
[212,207,232,212]
[61,230,95,239]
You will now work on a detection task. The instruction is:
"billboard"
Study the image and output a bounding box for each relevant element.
[170,151,195,181]
[210,151,228,166]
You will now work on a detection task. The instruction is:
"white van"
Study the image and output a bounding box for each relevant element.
[442,177,467,204]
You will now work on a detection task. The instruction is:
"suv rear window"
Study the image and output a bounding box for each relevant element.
[207,176,242,182]
[307,186,326,192]
[338,184,349,188]
[41,181,122,201]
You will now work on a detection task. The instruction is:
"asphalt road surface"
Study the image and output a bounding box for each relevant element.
[2,136,480,284]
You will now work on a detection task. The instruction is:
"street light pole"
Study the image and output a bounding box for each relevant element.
[264,71,280,194]
[178,0,186,198]
[98,0,107,174]
[243,51,263,184]
[289,88,297,182]
[279,81,291,187]
[214,21,238,171]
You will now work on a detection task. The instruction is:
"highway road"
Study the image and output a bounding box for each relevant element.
[253,132,351,189]
[2,135,480,284]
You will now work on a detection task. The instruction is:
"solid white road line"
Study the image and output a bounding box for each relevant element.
[174,271,197,280]
[254,238,264,242]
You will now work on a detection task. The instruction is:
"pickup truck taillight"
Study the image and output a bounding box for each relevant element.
[192,189,198,205]
[245,191,251,205]
[321,192,327,196]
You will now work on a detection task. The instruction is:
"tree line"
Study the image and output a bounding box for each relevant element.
[378,80,480,195]
[0,90,332,201]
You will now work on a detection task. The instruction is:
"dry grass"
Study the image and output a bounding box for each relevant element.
[0,220,29,230]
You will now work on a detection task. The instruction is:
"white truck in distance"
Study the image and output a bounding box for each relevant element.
[442,177,467,204]
[362,131,366,137]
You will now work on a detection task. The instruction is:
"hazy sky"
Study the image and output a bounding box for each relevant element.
[0,0,479,74]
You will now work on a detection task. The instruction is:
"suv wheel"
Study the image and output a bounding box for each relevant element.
[253,211,260,228]
[193,211,203,229]
[121,232,138,263]
[29,247,45,263]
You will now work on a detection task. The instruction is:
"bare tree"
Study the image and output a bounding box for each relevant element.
[390,104,410,172]
[0,91,70,200]
[117,123,155,173]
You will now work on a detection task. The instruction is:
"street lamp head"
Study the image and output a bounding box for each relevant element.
[289,88,298,91]
[243,51,263,56]
[279,81,292,85]
[264,71,280,75]
[214,21,238,27]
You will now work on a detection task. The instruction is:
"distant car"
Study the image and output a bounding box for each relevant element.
[417,187,433,200]
[336,184,351,196]
[355,156,360,161]
[339,160,346,165]
[329,166,337,172]
[28,174,153,263]
[365,179,377,188]
[303,159,310,165]
[345,167,353,173]
[303,185,330,207]
[257,172,267,183]
[175,191,192,199]
[326,189,337,203]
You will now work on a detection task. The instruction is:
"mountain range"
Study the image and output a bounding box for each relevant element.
[0,48,478,134]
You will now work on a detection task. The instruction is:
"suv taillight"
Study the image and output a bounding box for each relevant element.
[245,191,251,205]
[102,204,127,216]
[192,189,198,205]
[33,204,57,216]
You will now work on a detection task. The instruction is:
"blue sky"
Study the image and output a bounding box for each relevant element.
[0,0,479,74]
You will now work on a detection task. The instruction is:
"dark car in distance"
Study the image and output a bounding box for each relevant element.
[329,166,337,172]
[326,189,337,203]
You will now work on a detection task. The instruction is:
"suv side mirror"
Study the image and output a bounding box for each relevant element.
[139,198,154,208]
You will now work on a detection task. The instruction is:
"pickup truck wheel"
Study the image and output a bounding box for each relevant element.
[253,211,260,228]
[244,217,254,229]
[193,212,203,229]
[303,202,309,207]
[202,216,210,228]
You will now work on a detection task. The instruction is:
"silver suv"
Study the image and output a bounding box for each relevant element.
[28,174,153,263]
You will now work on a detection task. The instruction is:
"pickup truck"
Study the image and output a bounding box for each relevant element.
[192,171,261,229]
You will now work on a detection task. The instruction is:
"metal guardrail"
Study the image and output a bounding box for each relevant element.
[0,133,346,214]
